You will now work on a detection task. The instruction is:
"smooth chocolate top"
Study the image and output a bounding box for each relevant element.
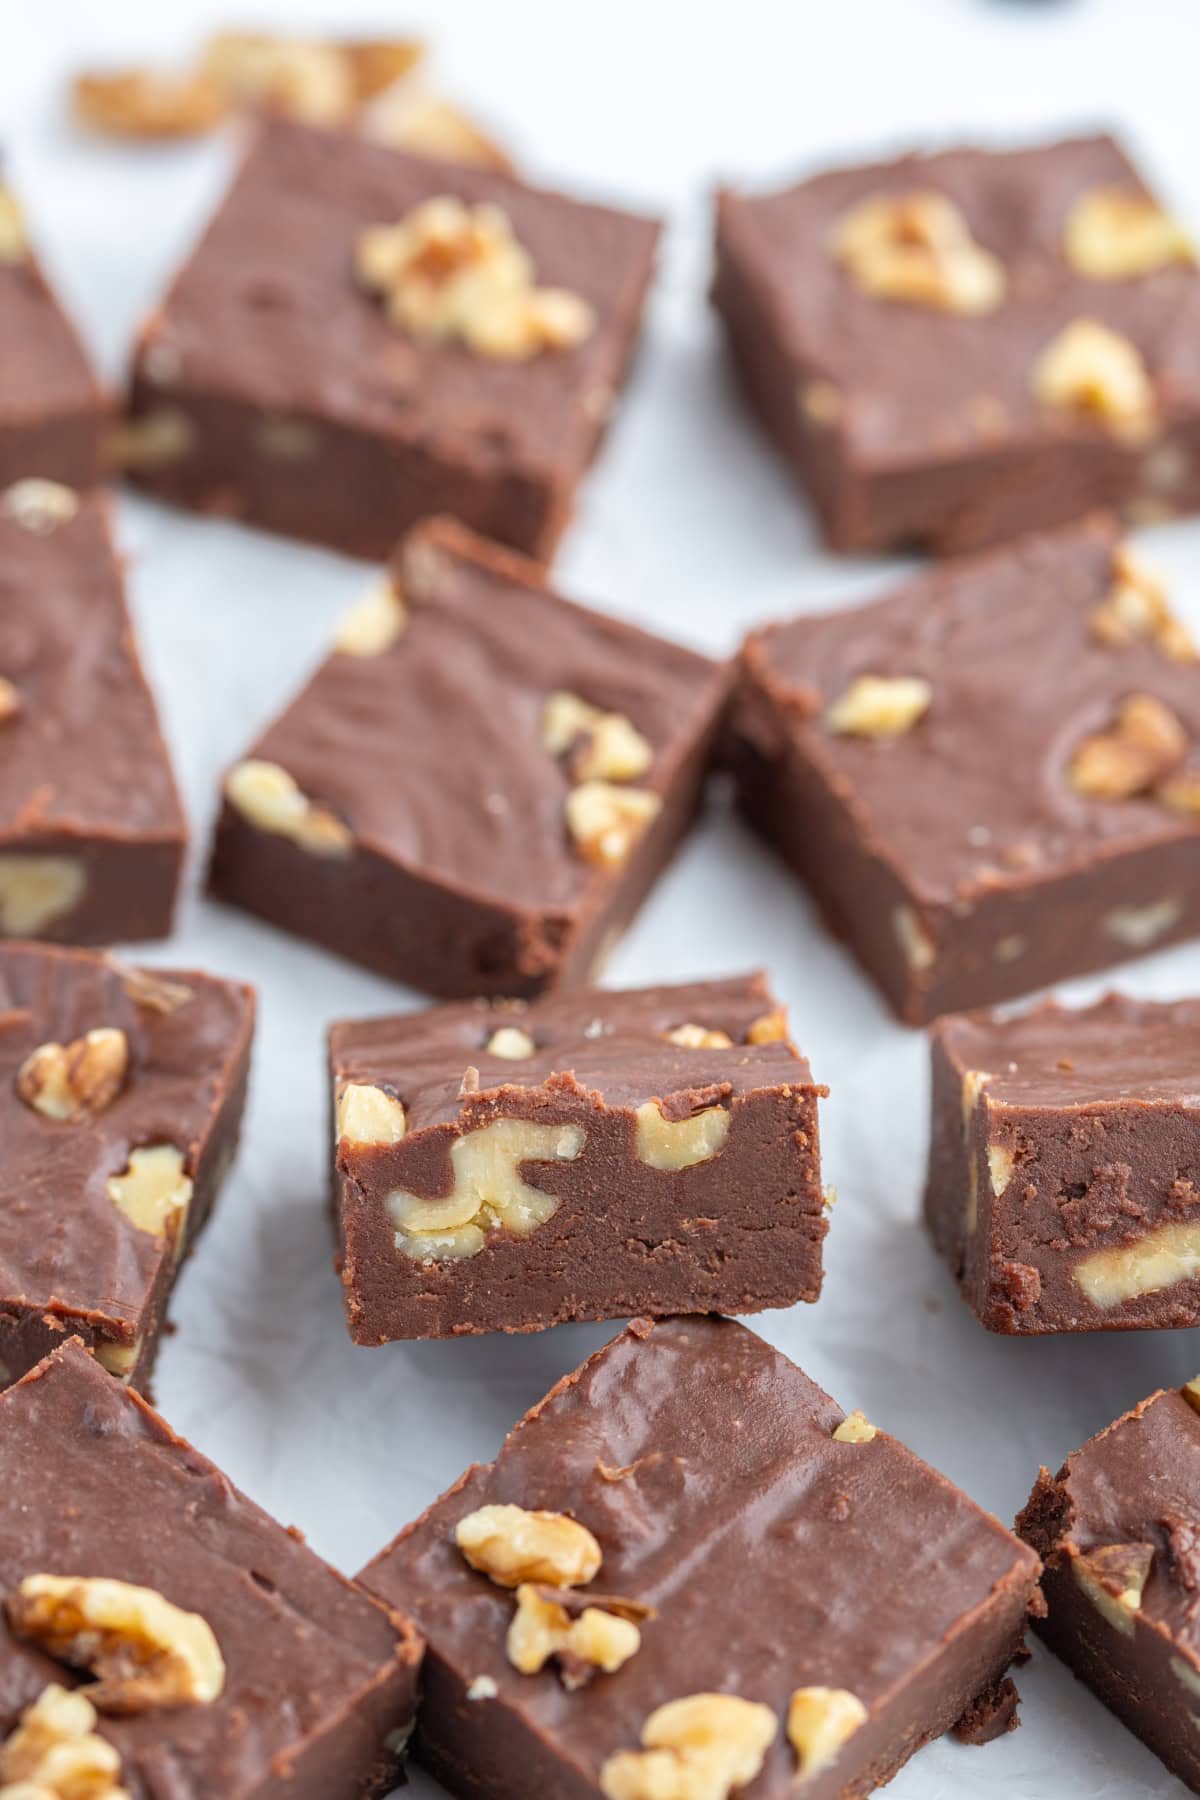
[246,518,726,915]
[742,515,1200,906]
[0,943,254,1327]
[140,119,660,478]
[717,134,1200,465]
[937,993,1200,1108]
[363,1316,1036,1788]
[0,241,103,423]
[0,1340,419,1797]
[331,973,812,1129]
[0,489,184,843]
[1035,1384,1200,1656]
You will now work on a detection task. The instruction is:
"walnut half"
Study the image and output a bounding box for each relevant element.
[16,1029,129,1121]
[7,1576,225,1713]
[600,1693,777,1800]
[455,1504,603,1589]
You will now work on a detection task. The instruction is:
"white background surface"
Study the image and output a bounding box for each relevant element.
[5,1,1200,1794]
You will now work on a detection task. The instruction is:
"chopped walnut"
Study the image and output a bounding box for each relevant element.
[108,409,195,471]
[1032,318,1155,435]
[565,782,661,868]
[0,187,26,264]
[486,1026,536,1060]
[635,1101,731,1171]
[507,1584,641,1686]
[225,759,353,858]
[1068,693,1188,799]
[825,674,932,738]
[356,197,595,360]
[1074,1216,1200,1309]
[455,1504,602,1589]
[600,1693,777,1800]
[2,479,79,533]
[1183,1375,1200,1415]
[787,1686,868,1780]
[387,1117,584,1260]
[894,904,935,973]
[665,1024,734,1049]
[0,1683,128,1799]
[96,1335,142,1382]
[0,856,85,936]
[334,581,407,656]
[117,966,193,1015]
[832,1409,877,1444]
[1105,897,1184,947]
[1090,545,1195,662]
[7,1576,225,1712]
[0,677,19,723]
[1159,772,1200,815]
[107,1146,193,1250]
[1072,1542,1154,1634]
[746,1008,788,1045]
[16,1029,129,1122]
[337,1083,407,1146]
[366,88,512,171]
[1064,186,1193,280]
[831,190,1005,314]
[987,1144,1014,1197]
[71,68,229,138]
[542,693,653,783]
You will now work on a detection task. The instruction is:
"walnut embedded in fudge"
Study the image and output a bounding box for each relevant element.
[356,196,595,359]
[334,579,408,656]
[830,190,1006,314]
[600,1693,778,1800]
[1064,186,1193,280]
[0,1683,128,1797]
[1089,545,1196,661]
[2,477,79,533]
[1032,318,1156,438]
[788,1687,869,1780]
[224,759,353,858]
[106,1146,193,1252]
[16,1028,129,1120]
[0,187,26,264]
[387,1117,586,1260]
[7,1574,225,1712]
[455,1504,603,1589]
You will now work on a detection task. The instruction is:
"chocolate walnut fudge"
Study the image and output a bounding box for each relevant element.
[121,118,660,560]
[211,517,728,997]
[1018,1378,1200,1791]
[727,514,1200,1023]
[330,974,827,1341]
[927,994,1200,1334]
[714,134,1200,555]
[0,481,186,945]
[0,1339,422,1799]
[0,181,108,491]
[0,941,254,1390]
[362,1316,1041,1799]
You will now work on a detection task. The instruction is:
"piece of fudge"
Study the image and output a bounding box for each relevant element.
[0,182,108,490]
[0,1338,421,1798]
[727,514,1200,1023]
[362,1315,1041,1799]
[714,133,1200,556]
[121,118,660,561]
[1018,1378,1200,1791]
[210,517,728,997]
[330,973,827,1341]
[0,480,186,944]
[927,993,1200,1334]
[0,941,255,1389]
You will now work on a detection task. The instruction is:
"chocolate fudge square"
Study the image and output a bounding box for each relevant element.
[330,973,827,1341]
[714,134,1200,556]
[361,1315,1040,1799]
[728,514,1200,1024]
[122,118,660,561]
[927,993,1200,1334]
[0,480,186,945]
[0,183,108,491]
[0,941,254,1389]
[210,517,728,997]
[0,1339,421,1798]
[1018,1377,1200,1791]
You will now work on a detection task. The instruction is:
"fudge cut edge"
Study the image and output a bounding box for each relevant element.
[1017,1383,1200,1792]
[360,1316,1041,1800]
[329,973,828,1341]
[209,517,729,998]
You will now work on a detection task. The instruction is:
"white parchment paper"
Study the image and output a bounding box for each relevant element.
[4,1,1200,1792]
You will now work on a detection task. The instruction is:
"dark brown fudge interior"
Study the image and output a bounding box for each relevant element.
[331,973,827,1340]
